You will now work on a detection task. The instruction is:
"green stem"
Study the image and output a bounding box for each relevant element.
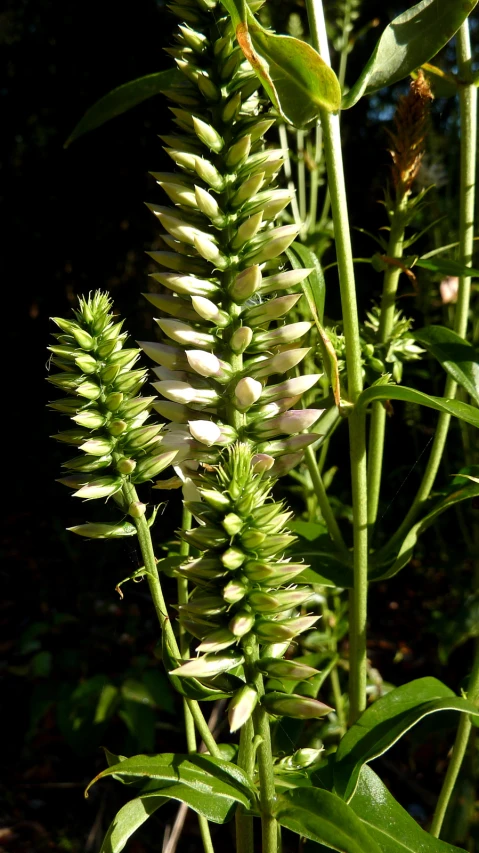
[387,21,477,551]
[236,719,255,853]
[430,638,479,837]
[121,480,221,759]
[308,122,322,235]
[297,129,307,224]
[367,196,408,530]
[303,444,347,553]
[278,123,303,229]
[306,0,368,723]
[243,637,277,853]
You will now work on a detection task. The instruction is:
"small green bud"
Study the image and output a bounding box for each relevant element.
[228,685,258,733]
[252,322,311,349]
[70,327,95,350]
[194,234,228,267]
[190,297,230,328]
[226,134,251,168]
[241,529,266,549]
[97,338,120,359]
[229,610,255,638]
[222,91,241,123]
[192,116,224,152]
[128,501,146,518]
[73,476,122,500]
[231,212,263,250]
[194,185,222,222]
[231,172,265,208]
[105,392,124,411]
[80,437,115,456]
[63,454,112,473]
[242,561,305,584]
[246,225,300,265]
[193,156,225,190]
[125,424,163,450]
[259,267,314,295]
[196,73,220,102]
[177,24,207,53]
[114,369,147,394]
[178,556,226,579]
[254,615,318,642]
[107,419,127,436]
[248,588,313,614]
[250,348,310,379]
[164,147,197,171]
[223,579,248,604]
[229,265,262,303]
[222,513,244,537]
[75,380,101,400]
[149,271,218,297]
[201,489,231,512]
[67,521,137,539]
[75,354,97,374]
[229,326,253,354]
[220,50,242,81]
[262,693,333,719]
[133,449,178,482]
[182,526,228,550]
[197,628,236,653]
[52,429,88,446]
[221,547,247,570]
[171,650,244,678]
[251,454,275,473]
[258,659,320,680]
[117,458,137,474]
[99,363,121,384]
[244,294,301,327]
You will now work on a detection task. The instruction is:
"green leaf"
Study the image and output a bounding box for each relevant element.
[343,0,478,109]
[220,1,341,125]
[370,479,479,580]
[65,68,182,146]
[415,256,479,278]
[413,325,479,405]
[274,787,382,853]
[348,765,465,853]
[356,383,479,429]
[286,244,325,322]
[100,795,165,853]
[87,753,257,821]
[334,677,479,801]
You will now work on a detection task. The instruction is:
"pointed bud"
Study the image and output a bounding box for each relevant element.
[188,420,222,446]
[234,377,262,410]
[152,400,190,423]
[222,513,244,537]
[164,147,197,171]
[230,326,253,354]
[128,501,146,518]
[179,595,226,617]
[171,650,244,677]
[63,454,112,473]
[139,340,188,370]
[125,424,163,450]
[258,659,320,680]
[253,409,323,438]
[254,615,318,642]
[221,547,247,570]
[195,185,222,221]
[222,91,242,123]
[73,476,122,500]
[194,234,228,267]
[76,380,101,400]
[117,458,137,474]
[260,267,314,294]
[201,489,231,511]
[223,579,248,604]
[154,178,197,207]
[251,454,275,473]
[75,354,97,374]
[231,172,265,208]
[190,296,230,328]
[133,449,178,482]
[186,349,221,377]
[147,205,201,245]
[193,117,224,152]
[197,73,220,101]
[153,380,218,406]
[226,134,251,168]
[231,213,263,250]
[268,453,304,478]
[243,561,305,584]
[182,526,228,550]
[248,588,313,614]
[252,322,311,349]
[105,392,124,411]
[259,434,318,456]
[249,348,310,379]
[246,225,300,264]
[72,410,106,429]
[193,157,225,190]
[230,265,261,303]
[149,272,218,297]
[197,628,236,653]
[257,189,294,220]
[229,610,255,638]
[244,294,302,326]
[261,375,321,403]
[228,686,258,733]
[68,521,137,539]
[156,319,215,348]
[262,692,333,719]
[80,437,114,456]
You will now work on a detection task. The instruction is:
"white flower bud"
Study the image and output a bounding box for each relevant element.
[164,148,197,171]
[197,628,236,653]
[148,272,218,297]
[186,349,221,377]
[245,294,302,326]
[188,420,222,446]
[250,348,311,379]
[260,267,314,294]
[231,212,263,250]
[195,185,221,221]
[229,265,262,303]
[152,380,218,406]
[261,375,321,402]
[193,156,225,190]
[234,377,262,409]
[252,321,311,349]
[171,651,244,677]
[153,177,197,207]
[191,296,230,327]
[251,453,275,473]
[138,340,188,369]
[231,172,265,207]
[152,400,190,423]
[230,326,253,354]
[182,477,202,502]
[194,234,227,267]
[226,134,251,168]
[192,116,224,152]
[228,686,258,733]
[254,409,323,438]
[156,318,215,348]
[245,225,299,264]
[147,204,200,244]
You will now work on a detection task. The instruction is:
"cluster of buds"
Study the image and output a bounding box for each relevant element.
[138,0,324,482]
[171,444,333,731]
[48,292,178,535]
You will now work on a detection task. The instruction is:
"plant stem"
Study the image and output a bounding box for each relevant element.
[308,121,322,235]
[243,637,277,853]
[387,21,477,552]
[236,719,255,853]
[278,123,303,229]
[430,638,479,836]
[303,444,347,553]
[367,196,408,530]
[121,480,221,759]
[306,0,368,723]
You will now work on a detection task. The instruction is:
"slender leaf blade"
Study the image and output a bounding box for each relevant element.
[65,68,182,146]
[334,677,479,801]
[274,787,382,853]
[413,325,479,405]
[356,384,479,429]
[100,796,165,853]
[343,0,478,109]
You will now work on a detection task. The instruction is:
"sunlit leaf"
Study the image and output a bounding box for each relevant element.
[413,325,479,405]
[334,678,479,801]
[356,383,479,429]
[343,0,478,109]
[100,796,165,853]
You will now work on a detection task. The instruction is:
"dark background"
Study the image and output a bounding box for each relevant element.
[2,0,478,849]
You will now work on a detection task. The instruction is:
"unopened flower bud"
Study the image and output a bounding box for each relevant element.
[191,296,230,327]
[73,476,122,501]
[230,326,253,354]
[188,420,222,446]
[231,172,265,207]
[223,579,248,604]
[241,529,266,548]
[252,322,312,349]
[197,73,220,101]
[248,588,313,614]
[186,349,222,377]
[231,213,263,250]
[254,615,318,642]
[243,561,305,584]
[226,134,251,168]
[250,348,310,379]
[73,410,106,429]
[229,610,255,638]
[228,685,258,733]
[261,375,321,403]
[183,526,228,550]
[234,377,262,410]
[133,449,178,482]
[254,409,322,438]
[139,340,188,370]
[80,437,114,456]
[67,521,137,539]
[222,512,244,537]
[149,271,218,297]
[251,454,275,473]
[246,225,300,264]
[229,265,262,302]
[153,380,218,406]
[193,157,225,191]
[117,458,137,474]
[258,659,320,680]
[268,453,304,477]
[221,546,247,570]
[77,380,101,400]
[128,501,146,518]
[260,267,315,295]
[192,116,224,152]
[63,454,112,473]
[262,692,333,719]
[75,354,97,374]
[197,628,236,653]
[195,185,222,221]
[165,147,197,171]
[245,294,302,326]
[156,318,215,348]
[171,650,244,677]
[260,434,318,457]
[222,91,242,123]
[200,488,231,511]
[194,234,228,267]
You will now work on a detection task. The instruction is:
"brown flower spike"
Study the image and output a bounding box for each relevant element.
[388,70,434,197]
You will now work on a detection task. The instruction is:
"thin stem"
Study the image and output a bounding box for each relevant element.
[297,129,307,223]
[387,21,477,552]
[308,122,322,234]
[278,123,303,229]
[236,719,255,853]
[430,638,479,836]
[121,480,221,759]
[243,637,277,853]
[367,196,408,530]
[306,0,369,723]
[303,444,348,553]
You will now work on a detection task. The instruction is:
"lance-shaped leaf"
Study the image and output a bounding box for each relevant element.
[343,0,479,109]
[65,68,182,146]
[370,478,479,581]
[86,753,257,820]
[220,0,341,126]
[273,786,382,853]
[412,325,479,406]
[356,383,479,429]
[99,796,166,853]
[333,677,479,801]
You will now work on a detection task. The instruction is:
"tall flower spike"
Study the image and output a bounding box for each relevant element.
[139,0,323,481]
[48,292,179,534]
